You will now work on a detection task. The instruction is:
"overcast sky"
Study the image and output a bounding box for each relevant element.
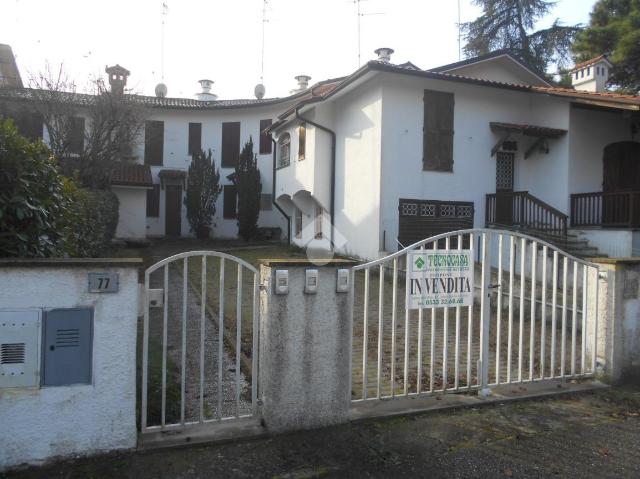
[2,0,596,100]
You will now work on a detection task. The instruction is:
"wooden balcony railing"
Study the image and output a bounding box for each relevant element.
[486,191,568,241]
[570,191,640,228]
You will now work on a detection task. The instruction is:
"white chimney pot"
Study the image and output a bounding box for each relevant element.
[374,47,394,63]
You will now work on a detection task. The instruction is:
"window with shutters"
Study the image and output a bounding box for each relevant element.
[146,185,160,217]
[295,208,303,238]
[221,121,241,168]
[188,122,202,156]
[260,193,273,211]
[223,184,237,219]
[298,124,306,160]
[68,116,85,155]
[259,119,272,154]
[144,120,164,165]
[278,133,291,168]
[314,204,322,239]
[13,111,43,140]
[423,90,454,172]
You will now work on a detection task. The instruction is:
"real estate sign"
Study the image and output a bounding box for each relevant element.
[406,250,474,309]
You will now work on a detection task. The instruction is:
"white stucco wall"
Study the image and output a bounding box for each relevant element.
[573,229,635,258]
[568,107,634,195]
[113,186,148,239]
[378,73,572,260]
[137,104,293,239]
[444,56,549,87]
[0,262,139,470]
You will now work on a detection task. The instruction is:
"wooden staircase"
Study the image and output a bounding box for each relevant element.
[485,191,605,258]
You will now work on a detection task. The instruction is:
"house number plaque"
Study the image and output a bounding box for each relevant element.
[88,272,119,293]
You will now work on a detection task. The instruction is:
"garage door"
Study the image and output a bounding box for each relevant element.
[398,198,474,248]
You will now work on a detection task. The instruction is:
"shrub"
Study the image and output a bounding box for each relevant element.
[0,118,71,257]
[185,149,222,238]
[234,137,262,241]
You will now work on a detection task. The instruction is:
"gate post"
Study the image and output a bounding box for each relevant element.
[258,258,357,433]
[479,232,492,396]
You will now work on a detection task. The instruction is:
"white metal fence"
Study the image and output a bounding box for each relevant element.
[140,251,259,434]
[349,229,600,402]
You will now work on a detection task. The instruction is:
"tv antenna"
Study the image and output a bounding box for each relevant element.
[260,0,269,82]
[353,0,384,67]
[457,0,462,60]
[161,1,168,81]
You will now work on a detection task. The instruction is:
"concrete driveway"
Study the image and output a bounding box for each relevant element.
[5,383,640,478]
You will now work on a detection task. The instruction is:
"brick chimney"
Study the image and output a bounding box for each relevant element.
[105,64,130,95]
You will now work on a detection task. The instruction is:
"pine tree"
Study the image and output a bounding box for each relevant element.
[462,0,582,75]
[234,137,262,241]
[184,149,222,238]
[572,0,640,93]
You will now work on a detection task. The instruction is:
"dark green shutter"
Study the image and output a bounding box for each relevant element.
[259,119,272,154]
[188,122,201,155]
[221,122,241,168]
[144,120,164,166]
[68,116,85,154]
[223,184,237,219]
[423,90,454,172]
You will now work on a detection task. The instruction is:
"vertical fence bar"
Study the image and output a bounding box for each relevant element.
[348,268,356,402]
[540,246,547,380]
[581,264,587,376]
[442,236,450,390]
[529,242,537,381]
[467,234,474,389]
[507,235,515,384]
[404,257,410,395]
[181,259,188,425]
[377,264,385,398]
[142,273,150,432]
[593,267,599,373]
[362,268,370,399]
[417,247,424,394]
[430,241,437,392]
[518,238,526,382]
[455,234,462,389]
[561,257,568,377]
[495,234,503,384]
[479,232,491,391]
[251,271,259,414]
[235,265,243,418]
[218,259,225,420]
[551,251,558,378]
[162,264,169,428]
[571,261,578,376]
[199,257,206,423]
[391,260,398,397]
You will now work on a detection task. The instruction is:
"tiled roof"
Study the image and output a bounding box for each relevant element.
[571,55,612,72]
[111,164,153,187]
[158,169,187,178]
[490,122,567,139]
[531,85,640,106]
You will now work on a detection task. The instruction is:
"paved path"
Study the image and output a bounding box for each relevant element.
[7,384,640,478]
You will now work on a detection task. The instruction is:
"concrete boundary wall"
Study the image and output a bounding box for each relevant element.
[0,258,141,471]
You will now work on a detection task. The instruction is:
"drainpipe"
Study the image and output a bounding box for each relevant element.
[271,136,291,244]
[294,107,337,249]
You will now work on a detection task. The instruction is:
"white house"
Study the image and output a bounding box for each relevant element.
[270,49,640,259]
[2,43,639,257]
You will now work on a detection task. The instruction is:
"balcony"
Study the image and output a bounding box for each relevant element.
[570,191,640,228]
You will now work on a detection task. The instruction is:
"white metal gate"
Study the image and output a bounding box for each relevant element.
[349,229,600,403]
[140,251,259,434]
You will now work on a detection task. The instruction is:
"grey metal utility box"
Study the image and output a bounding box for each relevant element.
[0,310,41,388]
[42,308,93,386]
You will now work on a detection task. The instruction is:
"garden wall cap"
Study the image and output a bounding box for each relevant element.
[0,257,143,267]
[259,258,359,267]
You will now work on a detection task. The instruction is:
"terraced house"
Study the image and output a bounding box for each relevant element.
[2,44,639,259]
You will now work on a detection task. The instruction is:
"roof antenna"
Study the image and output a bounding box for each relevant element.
[161,1,168,81]
[353,0,384,68]
[255,0,268,99]
[457,0,462,60]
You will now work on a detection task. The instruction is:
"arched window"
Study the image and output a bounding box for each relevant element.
[278,133,291,168]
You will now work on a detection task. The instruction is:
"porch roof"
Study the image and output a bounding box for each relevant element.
[489,122,567,139]
[111,164,153,188]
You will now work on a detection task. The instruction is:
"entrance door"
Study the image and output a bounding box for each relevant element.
[165,185,182,236]
[495,152,515,225]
